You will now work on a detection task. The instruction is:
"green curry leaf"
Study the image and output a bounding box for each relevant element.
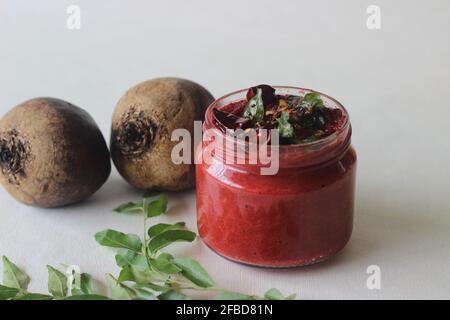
[277,111,294,138]
[243,88,264,123]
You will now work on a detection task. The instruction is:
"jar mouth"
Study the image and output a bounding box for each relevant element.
[203,86,352,170]
[206,86,350,146]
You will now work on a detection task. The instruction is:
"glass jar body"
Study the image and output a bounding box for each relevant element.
[195,87,357,267]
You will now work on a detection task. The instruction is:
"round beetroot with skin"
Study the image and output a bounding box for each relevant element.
[110,77,214,191]
[0,98,111,207]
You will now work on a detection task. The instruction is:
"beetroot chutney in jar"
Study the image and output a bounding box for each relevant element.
[195,86,357,267]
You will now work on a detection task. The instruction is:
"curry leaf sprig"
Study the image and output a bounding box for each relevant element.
[97,192,295,300]
[0,256,106,300]
[0,193,296,300]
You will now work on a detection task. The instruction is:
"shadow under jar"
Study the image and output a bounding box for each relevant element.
[195,87,357,268]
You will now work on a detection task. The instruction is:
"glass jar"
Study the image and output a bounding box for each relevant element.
[195,87,357,267]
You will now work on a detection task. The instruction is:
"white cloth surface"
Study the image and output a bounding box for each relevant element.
[0,0,449,299]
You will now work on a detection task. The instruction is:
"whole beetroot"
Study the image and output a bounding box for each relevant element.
[0,98,111,207]
[110,78,214,191]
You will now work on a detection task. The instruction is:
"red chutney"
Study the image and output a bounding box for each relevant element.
[196,87,357,267]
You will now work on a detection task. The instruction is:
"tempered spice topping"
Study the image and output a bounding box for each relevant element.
[213,84,345,144]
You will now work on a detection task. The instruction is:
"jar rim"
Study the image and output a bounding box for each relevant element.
[203,86,352,170]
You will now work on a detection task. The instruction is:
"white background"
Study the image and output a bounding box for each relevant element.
[0,0,449,299]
